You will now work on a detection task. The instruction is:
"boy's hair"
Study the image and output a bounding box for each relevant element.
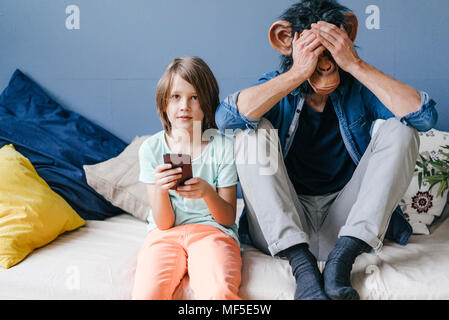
[156,56,219,133]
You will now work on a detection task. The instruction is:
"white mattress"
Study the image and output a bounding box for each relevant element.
[1,200,449,300]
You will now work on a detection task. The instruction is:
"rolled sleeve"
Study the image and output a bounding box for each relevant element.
[400,91,438,132]
[215,91,261,137]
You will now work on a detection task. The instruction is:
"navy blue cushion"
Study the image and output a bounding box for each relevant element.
[0,69,127,220]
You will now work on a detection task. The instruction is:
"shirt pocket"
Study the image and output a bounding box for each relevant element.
[348,115,372,155]
[348,114,368,130]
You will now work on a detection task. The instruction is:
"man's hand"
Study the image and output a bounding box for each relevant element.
[234,30,325,120]
[312,21,421,119]
[176,177,214,199]
[311,21,361,72]
[290,30,327,80]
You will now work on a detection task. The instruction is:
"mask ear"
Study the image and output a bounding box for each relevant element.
[344,12,358,42]
[268,20,293,56]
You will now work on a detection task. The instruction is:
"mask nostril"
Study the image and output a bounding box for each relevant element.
[317,61,334,74]
[319,64,330,72]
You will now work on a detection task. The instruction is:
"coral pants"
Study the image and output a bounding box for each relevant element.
[132,224,242,300]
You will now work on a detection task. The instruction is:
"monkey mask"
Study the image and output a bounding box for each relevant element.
[268,12,358,96]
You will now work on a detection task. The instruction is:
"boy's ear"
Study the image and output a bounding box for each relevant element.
[269,20,293,56]
[344,12,358,42]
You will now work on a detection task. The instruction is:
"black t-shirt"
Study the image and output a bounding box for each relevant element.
[285,99,357,196]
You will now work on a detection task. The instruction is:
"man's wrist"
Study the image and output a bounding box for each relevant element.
[346,58,365,76]
[285,68,308,88]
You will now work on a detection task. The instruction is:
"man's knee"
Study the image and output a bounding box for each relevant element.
[234,118,281,175]
[377,118,420,156]
[257,117,276,130]
[235,118,276,144]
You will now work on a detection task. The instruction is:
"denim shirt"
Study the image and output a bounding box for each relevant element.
[215,70,438,247]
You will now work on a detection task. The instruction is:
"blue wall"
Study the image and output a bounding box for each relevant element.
[1,0,448,143]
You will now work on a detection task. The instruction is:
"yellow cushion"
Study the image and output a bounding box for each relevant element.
[0,144,85,269]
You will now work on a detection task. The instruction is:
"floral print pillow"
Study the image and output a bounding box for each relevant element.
[401,129,449,235]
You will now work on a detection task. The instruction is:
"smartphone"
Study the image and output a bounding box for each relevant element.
[163,153,193,190]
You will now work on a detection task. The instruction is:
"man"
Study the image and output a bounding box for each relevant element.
[215,0,438,300]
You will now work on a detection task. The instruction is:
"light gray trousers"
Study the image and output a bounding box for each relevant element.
[235,118,419,261]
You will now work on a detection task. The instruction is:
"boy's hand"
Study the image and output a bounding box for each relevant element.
[154,163,183,192]
[176,177,214,199]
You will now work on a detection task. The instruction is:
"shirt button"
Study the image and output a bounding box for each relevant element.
[296,109,300,113]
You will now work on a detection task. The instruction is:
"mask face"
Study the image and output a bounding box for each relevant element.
[308,49,340,95]
[269,9,358,95]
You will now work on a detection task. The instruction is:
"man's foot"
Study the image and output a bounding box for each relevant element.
[323,236,371,300]
[282,243,329,300]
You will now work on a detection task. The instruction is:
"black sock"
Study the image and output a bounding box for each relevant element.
[323,236,371,300]
[282,243,329,300]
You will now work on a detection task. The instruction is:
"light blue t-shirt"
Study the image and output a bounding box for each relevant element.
[138,130,239,244]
